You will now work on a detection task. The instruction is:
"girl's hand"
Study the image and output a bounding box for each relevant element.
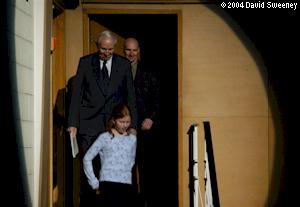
[95,188,101,195]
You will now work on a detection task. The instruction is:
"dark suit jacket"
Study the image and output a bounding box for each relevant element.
[68,52,137,136]
[134,61,160,126]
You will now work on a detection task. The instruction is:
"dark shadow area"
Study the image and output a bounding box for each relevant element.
[210,3,299,206]
[1,0,28,206]
[53,76,76,207]
[89,14,179,207]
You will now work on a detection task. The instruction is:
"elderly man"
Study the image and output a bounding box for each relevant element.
[68,31,137,207]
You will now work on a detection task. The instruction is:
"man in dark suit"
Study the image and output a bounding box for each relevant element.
[124,37,160,207]
[68,31,137,207]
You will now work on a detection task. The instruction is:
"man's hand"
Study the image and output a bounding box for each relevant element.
[141,118,153,130]
[67,127,77,138]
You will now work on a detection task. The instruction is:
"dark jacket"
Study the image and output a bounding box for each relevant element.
[134,61,160,125]
[68,52,137,136]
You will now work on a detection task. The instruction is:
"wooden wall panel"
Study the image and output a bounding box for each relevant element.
[52,12,66,207]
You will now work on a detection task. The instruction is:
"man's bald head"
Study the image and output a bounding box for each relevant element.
[124,38,140,63]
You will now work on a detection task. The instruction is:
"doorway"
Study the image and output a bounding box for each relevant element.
[87,13,179,206]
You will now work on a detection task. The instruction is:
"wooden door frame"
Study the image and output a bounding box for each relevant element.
[82,7,184,207]
[51,11,67,207]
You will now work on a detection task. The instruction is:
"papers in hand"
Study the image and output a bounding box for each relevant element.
[70,134,79,158]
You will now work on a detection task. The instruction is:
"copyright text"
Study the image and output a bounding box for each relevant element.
[221,2,298,11]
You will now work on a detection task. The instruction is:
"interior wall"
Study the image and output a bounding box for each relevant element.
[64,3,277,207]
[65,7,84,81]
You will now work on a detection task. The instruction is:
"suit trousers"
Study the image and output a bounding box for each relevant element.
[134,129,158,207]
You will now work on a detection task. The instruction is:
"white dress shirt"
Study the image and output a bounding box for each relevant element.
[100,57,112,77]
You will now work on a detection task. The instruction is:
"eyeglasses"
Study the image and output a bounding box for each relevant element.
[99,47,114,53]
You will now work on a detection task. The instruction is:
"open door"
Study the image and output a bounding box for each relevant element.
[86,13,179,206]
[52,10,75,207]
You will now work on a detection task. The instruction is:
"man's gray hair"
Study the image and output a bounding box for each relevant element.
[97,30,117,46]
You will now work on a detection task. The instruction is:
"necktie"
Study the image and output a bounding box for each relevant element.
[102,60,108,80]
[101,60,109,94]
[131,62,137,80]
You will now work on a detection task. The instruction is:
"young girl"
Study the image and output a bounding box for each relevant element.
[83,103,137,207]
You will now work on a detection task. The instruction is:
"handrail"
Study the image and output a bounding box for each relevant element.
[203,121,220,207]
[187,124,199,207]
[187,122,220,207]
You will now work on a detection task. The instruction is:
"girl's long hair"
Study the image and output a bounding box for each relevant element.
[106,103,132,135]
